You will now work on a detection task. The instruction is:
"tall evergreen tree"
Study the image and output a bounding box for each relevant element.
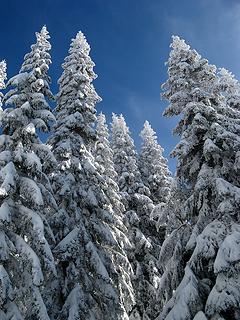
[216,68,240,111]
[95,112,135,313]
[95,112,132,252]
[0,26,57,319]
[0,60,6,102]
[139,120,172,204]
[111,114,146,201]
[158,36,240,320]
[48,32,134,320]
[111,114,162,320]
[156,177,191,312]
[95,113,124,218]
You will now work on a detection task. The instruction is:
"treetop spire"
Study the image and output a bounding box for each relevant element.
[171,35,190,51]
[0,60,7,90]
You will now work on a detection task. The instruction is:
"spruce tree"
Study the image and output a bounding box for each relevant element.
[139,120,172,204]
[0,26,57,319]
[158,36,240,320]
[0,60,6,100]
[156,177,191,312]
[95,112,132,252]
[111,114,162,320]
[95,113,124,219]
[111,114,146,200]
[95,112,135,313]
[216,68,240,111]
[48,32,135,320]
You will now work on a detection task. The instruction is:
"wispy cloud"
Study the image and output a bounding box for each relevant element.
[148,0,240,76]
[124,91,179,169]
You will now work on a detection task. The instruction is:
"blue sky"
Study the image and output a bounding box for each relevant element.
[1,0,240,172]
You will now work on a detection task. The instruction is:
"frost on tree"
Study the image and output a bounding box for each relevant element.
[95,113,125,220]
[157,36,240,320]
[0,60,6,109]
[156,178,192,311]
[139,120,172,204]
[111,114,147,199]
[111,114,163,320]
[216,68,240,111]
[155,177,190,233]
[0,26,57,319]
[95,112,135,314]
[48,32,135,320]
[95,113,133,252]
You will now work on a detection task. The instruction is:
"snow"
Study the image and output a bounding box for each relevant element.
[19,177,44,206]
[6,72,28,88]
[0,162,16,197]
[189,221,226,270]
[54,227,80,259]
[13,234,44,286]
[0,265,13,301]
[193,311,208,320]
[214,231,240,273]
[0,25,59,320]
[206,273,240,316]
[0,60,7,91]
[25,152,42,172]
[0,20,239,320]
[0,202,11,223]
[160,33,240,320]
[24,123,36,134]
[86,241,110,280]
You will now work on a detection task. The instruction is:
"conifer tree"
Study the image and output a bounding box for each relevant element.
[158,36,240,320]
[111,114,162,320]
[0,26,57,319]
[95,113,124,217]
[156,177,191,311]
[111,114,146,200]
[139,120,172,204]
[95,112,135,313]
[48,32,135,320]
[0,60,6,100]
[216,68,240,110]
[95,112,132,252]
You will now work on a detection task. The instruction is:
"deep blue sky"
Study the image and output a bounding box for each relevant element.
[1,0,240,172]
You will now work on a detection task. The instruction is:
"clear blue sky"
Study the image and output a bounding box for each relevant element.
[1,0,240,172]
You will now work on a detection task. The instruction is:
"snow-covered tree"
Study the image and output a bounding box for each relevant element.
[95,112,132,250]
[157,36,240,320]
[0,26,57,319]
[139,120,172,204]
[0,60,6,106]
[111,114,146,200]
[48,32,135,320]
[156,178,191,311]
[95,111,135,311]
[216,67,240,110]
[111,114,163,319]
[95,113,124,216]
[155,177,190,233]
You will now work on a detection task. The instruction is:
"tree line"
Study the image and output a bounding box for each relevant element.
[0,26,239,320]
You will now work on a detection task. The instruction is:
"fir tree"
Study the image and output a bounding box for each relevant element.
[95,112,135,313]
[111,114,146,200]
[48,32,135,320]
[216,67,240,110]
[156,178,191,312]
[0,60,6,104]
[0,26,57,319]
[95,112,132,252]
[95,113,124,216]
[111,114,162,320]
[158,36,240,320]
[139,120,172,204]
